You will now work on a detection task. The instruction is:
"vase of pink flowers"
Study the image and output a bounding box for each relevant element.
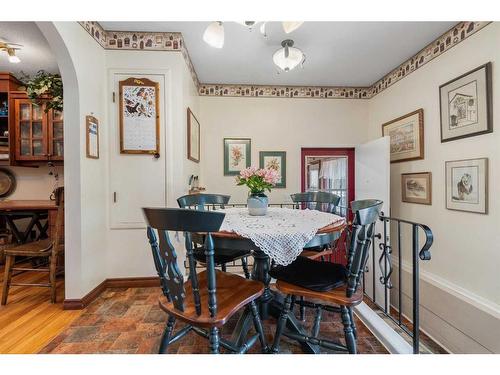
[236,167,280,216]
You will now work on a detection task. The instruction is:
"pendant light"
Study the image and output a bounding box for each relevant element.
[272,39,305,72]
[0,39,22,63]
[203,21,224,48]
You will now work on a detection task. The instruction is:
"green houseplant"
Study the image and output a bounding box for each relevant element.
[19,70,63,112]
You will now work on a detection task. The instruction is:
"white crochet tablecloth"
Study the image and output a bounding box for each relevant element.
[219,207,345,266]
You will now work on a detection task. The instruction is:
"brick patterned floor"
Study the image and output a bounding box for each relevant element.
[40,287,388,354]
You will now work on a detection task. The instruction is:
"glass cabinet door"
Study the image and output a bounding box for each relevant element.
[15,100,48,160]
[49,109,64,160]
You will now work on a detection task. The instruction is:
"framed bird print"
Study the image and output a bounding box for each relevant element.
[119,77,160,155]
[445,158,488,214]
[440,63,492,143]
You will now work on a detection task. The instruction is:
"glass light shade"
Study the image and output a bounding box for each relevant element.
[7,49,20,63]
[273,46,304,72]
[282,22,304,34]
[203,22,224,48]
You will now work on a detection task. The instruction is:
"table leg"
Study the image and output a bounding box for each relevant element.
[251,249,272,319]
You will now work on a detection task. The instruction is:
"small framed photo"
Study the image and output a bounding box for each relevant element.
[187,108,200,163]
[446,158,488,214]
[259,151,286,188]
[401,172,431,205]
[382,109,424,163]
[223,138,251,176]
[440,62,492,143]
[85,115,99,159]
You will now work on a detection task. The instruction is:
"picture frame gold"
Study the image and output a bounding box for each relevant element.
[401,172,432,205]
[187,107,200,163]
[382,109,424,163]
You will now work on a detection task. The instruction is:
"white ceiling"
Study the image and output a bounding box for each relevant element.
[0,22,59,78]
[101,21,457,86]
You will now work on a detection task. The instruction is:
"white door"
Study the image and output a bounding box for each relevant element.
[355,136,390,308]
[109,73,167,229]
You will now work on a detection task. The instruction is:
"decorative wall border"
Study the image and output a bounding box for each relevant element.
[79,21,491,99]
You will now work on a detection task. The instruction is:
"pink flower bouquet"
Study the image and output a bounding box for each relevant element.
[236,167,280,195]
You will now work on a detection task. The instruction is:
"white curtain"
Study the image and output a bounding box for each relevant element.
[319,158,346,190]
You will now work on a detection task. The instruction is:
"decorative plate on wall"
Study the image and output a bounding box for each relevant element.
[0,168,16,198]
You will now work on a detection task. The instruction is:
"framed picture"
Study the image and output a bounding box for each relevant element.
[259,151,286,188]
[119,77,160,155]
[440,62,492,143]
[187,108,200,163]
[446,158,488,214]
[223,138,251,176]
[85,115,99,159]
[382,109,424,163]
[401,172,431,205]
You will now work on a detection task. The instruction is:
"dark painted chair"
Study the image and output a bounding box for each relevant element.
[143,207,268,354]
[177,194,251,278]
[269,199,382,354]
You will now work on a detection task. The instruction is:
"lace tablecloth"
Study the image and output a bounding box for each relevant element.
[219,207,345,266]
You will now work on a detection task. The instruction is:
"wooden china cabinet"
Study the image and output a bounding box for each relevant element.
[9,91,64,164]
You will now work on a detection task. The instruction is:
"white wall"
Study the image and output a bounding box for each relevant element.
[199,97,369,203]
[367,22,500,353]
[4,166,63,200]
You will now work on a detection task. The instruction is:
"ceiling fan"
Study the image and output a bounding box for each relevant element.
[0,38,22,63]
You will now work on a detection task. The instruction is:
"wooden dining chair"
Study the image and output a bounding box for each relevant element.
[289,191,343,319]
[269,199,382,354]
[143,207,268,354]
[177,194,251,278]
[1,187,65,305]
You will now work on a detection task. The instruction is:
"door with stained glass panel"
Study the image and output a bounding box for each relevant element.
[15,99,48,161]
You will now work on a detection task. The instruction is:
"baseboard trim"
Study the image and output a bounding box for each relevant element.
[63,276,159,310]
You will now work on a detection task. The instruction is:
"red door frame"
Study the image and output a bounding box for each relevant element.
[300,147,355,221]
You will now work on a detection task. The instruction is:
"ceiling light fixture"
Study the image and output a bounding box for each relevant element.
[7,48,20,63]
[282,22,304,34]
[0,39,22,64]
[203,21,224,48]
[273,39,305,72]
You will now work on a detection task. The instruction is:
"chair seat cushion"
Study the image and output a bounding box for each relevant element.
[269,256,348,292]
[193,247,250,265]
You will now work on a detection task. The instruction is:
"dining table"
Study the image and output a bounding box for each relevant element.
[210,206,346,353]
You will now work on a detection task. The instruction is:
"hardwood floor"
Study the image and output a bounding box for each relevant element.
[0,263,82,353]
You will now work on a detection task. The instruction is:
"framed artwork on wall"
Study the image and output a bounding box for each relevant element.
[223,138,251,176]
[440,62,492,143]
[445,158,488,214]
[259,151,286,188]
[382,109,424,163]
[401,172,431,205]
[85,115,99,159]
[187,108,200,163]
[119,77,160,155]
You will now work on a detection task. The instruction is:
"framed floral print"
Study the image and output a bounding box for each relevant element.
[382,109,424,163]
[223,138,251,176]
[187,108,200,163]
[445,158,488,214]
[440,62,492,143]
[401,172,431,205]
[259,151,286,188]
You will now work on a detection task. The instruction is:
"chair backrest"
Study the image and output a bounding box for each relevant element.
[290,191,341,214]
[51,187,64,257]
[345,199,382,297]
[142,207,225,317]
[177,193,230,210]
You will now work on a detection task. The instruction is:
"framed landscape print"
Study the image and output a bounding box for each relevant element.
[259,151,286,188]
[187,108,200,163]
[445,158,488,214]
[382,109,424,163]
[401,172,431,205]
[440,62,492,143]
[119,77,160,155]
[223,138,251,176]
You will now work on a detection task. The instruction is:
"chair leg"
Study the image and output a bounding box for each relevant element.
[209,327,220,354]
[271,294,292,353]
[221,264,227,272]
[289,295,296,315]
[241,257,250,279]
[348,307,357,339]
[299,296,305,321]
[1,254,14,306]
[158,315,176,354]
[249,300,268,353]
[49,253,58,304]
[341,306,357,354]
[311,306,322,338]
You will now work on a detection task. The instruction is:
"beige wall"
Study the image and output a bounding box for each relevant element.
[367,22,500,352]
[4,166,63,200]
[199,97,369,203]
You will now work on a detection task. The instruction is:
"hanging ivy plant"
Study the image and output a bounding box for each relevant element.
[19,70,63,113]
